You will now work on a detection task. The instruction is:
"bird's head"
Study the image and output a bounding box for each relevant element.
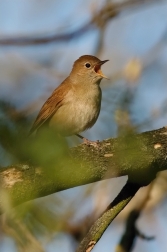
[70,55,109,83]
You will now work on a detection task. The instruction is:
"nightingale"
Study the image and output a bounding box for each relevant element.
[29,55,109,143]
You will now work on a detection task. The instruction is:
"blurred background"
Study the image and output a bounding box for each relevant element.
[0,0,167,251]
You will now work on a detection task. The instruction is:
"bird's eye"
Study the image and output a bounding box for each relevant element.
[85,63,91,68]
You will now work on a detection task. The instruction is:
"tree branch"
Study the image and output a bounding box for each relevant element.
[0,0,160,46]
[76,182,140,252]
[0,127,167,215]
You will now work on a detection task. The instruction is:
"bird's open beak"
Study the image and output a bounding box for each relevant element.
[94,60,109,79]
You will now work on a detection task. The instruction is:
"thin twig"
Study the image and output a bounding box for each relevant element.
[77,182,140,252]
[0,0,161,46]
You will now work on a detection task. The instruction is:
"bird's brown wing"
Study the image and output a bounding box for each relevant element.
[29,80,69,135]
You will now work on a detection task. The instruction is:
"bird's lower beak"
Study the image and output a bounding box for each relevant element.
[94,60,109,79]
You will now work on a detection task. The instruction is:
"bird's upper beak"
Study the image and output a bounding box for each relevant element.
[94,60,109,79]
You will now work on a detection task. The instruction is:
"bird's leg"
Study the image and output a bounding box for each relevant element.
[75,134,99,147]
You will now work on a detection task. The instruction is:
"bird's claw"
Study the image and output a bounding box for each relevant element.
[83,138,100,147]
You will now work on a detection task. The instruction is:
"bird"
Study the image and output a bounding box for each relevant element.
[29,55,109,144]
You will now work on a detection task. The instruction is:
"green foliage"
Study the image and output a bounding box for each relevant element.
[0,101,69,168]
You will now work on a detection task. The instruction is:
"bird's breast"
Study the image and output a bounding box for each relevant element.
[49,85,102,136]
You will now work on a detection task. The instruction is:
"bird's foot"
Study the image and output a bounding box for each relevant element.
[83,138,100,147]
[75,134,100,148]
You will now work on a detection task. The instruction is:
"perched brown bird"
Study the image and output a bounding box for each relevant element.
[29,55,108,143]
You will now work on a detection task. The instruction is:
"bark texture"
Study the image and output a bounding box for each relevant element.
[0,127,167,214]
